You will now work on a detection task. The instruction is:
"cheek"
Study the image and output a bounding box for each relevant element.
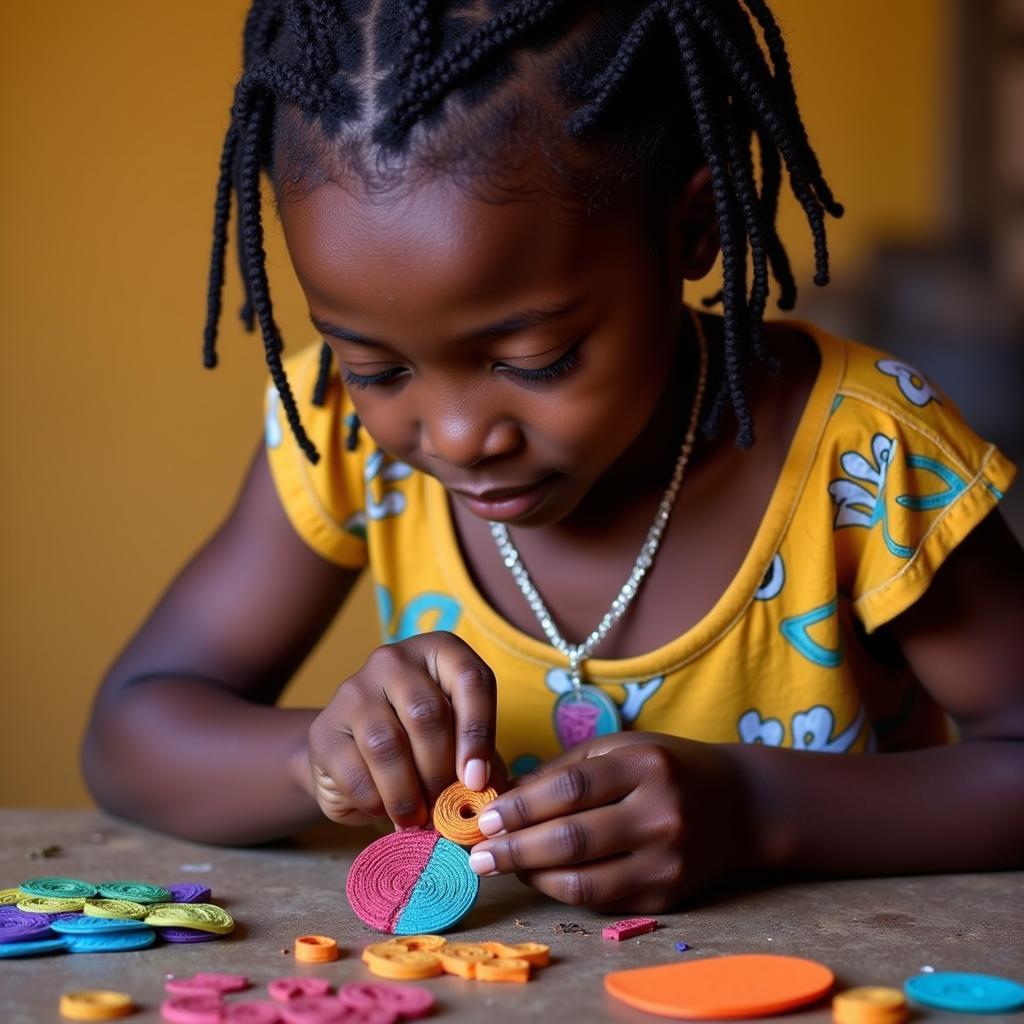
[354,400,415,457]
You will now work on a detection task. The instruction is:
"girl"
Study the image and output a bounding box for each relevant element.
[84,1,1024,912]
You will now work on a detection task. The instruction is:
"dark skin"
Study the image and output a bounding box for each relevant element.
[83,158,1024,911]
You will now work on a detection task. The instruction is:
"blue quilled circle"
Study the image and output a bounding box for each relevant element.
[65,928,157,953]
[50,915,150,935]
[905,972,1024,1014]
[0,936,67,958]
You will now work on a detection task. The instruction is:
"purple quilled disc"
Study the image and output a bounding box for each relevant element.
[165,883,211,904]
[0,912,53,943]
[158,926,222,943]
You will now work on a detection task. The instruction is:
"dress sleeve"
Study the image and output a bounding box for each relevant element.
[828,358,1017,634]
[263,343,369,569]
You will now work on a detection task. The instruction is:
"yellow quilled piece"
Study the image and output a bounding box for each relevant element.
[833,987,909,1024]
[394,934,447,952]
[480,940,550,967]
[83,899,147,920]
[476,957,531,983]
[363,943,443,980]
[0,888,25,906]
[294,934,340,963]
[59,990,134,1021]
[432,781,500,846]
[143,902,234,934]
[17,895,85,913]
[437,943,495,979]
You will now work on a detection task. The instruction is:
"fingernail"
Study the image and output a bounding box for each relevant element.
[478,809,504,836]
[464,758,489,791]
[469,850,496,875]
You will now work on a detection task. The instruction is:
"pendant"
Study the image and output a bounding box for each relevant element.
[552,685,622,749]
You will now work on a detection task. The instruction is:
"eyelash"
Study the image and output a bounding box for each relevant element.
[340,342,582,390]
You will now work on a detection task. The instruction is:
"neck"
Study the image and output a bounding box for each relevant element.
[561,309,707,533]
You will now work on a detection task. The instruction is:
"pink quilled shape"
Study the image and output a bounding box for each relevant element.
[602,917,658,941]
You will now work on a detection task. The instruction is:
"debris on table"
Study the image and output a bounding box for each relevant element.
[28,845,63,860]
[553,921,589,935]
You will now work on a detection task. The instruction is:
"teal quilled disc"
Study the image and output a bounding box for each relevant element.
[19,877,97,900]
[65,928,156,953]
[97,881,171,904]
[0,936,68,957]
[904,972,1024,1014]
[50,915,151,935]
[393,837,479,935]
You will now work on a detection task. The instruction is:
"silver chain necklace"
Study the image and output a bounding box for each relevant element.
[489,310,709,744]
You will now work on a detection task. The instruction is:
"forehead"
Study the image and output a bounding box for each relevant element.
[278,170,649,323]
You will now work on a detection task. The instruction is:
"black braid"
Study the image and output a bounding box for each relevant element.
[675,0,832,287]
[203,122,238,370]
[235,82,320,463]
[204,0,841,461]
[399,0,438,86]
[663,4,753,446]
[378,0,570,148]
[741,0,843,216]
[564,7,661,137]
[312,341,333,407]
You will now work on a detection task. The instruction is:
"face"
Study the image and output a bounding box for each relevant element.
[279,164,709,529]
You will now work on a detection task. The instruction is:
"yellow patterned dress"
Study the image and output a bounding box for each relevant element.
[264,314,1016,773]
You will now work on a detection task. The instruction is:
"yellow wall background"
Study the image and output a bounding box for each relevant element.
[0,2,945,806]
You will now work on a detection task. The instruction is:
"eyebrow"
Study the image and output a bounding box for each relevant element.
[310,295,589,348]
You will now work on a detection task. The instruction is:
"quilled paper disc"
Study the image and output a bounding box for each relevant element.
[347,829,478,935]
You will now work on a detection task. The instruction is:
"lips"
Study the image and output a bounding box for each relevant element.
[447,475,556,522]
[449,480,546,501]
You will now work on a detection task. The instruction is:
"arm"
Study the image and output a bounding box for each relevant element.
[738,507,1024,876]
[82,443,361,845]
[467,510,1024,910]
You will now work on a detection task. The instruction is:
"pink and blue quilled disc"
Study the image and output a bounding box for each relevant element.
[346,829,478,935]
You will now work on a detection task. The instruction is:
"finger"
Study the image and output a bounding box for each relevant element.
[477,751,637,837]
[388,680,456,806]
[469,803,655,876]
[424,633,497,791]
[517,853,643,909]
[351,706,428,828]
[308,731,384,824]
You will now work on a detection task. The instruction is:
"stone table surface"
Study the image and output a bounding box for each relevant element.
[1,809,1022,1023]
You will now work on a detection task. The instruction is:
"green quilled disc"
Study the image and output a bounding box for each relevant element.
[19,877,98,900]
[83,899,148,920]
[143,903,234,934]
[17,895,86,913]
[97,881,172,904]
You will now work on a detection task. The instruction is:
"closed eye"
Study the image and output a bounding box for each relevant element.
[496,337,584,384]
[340,337,585,390]
[341,366,406,389]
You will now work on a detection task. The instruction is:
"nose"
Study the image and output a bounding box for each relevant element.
[419,389,521,468]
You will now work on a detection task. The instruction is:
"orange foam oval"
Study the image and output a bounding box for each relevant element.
[605,953,834,1020]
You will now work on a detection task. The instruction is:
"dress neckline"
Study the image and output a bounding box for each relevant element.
[423,314,847,680]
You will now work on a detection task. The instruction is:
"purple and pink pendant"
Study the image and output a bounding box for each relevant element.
[552,684,622,749]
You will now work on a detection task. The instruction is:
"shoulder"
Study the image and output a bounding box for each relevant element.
[263,342,370,567]
[787,321,1017,633]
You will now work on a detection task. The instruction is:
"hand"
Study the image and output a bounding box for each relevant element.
[303,632,500,827]
[467,732,756,912]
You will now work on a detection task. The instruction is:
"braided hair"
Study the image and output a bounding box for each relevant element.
[203,0,842,463]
